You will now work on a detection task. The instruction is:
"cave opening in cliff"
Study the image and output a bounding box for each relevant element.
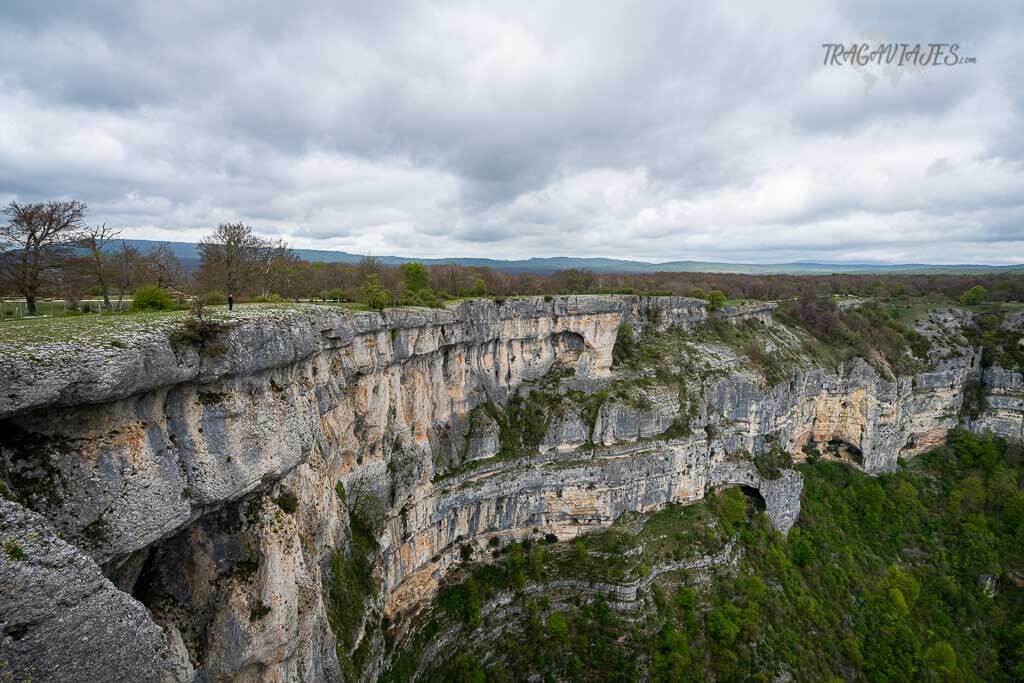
[552,331,586,363]
[826,437,864,465]
[713,483,767,513]
[737,484,767,512]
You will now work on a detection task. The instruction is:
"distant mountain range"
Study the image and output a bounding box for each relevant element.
[112,239,1024,276]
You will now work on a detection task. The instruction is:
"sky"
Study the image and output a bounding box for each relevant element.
[1,1,1022,264]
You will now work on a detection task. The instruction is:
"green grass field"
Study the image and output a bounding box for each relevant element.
[0,301,379,347]
[1,300,72,318]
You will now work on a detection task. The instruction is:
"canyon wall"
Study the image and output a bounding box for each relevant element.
[0,296,1016,682]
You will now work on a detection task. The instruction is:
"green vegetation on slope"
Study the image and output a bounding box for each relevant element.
[964,305,1024,373]
[392,430,1024,682]
[328,481,382,678]
[778,297,934,379]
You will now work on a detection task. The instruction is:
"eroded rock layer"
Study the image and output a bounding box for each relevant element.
[0,295,1018,681]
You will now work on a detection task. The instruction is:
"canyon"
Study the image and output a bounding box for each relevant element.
[0,295,1020,682]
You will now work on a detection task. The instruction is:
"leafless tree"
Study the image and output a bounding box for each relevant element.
[0,200,87,314]
[198,223,263,297]
[143,243,186,291]
[78,223,121,311]
[357,254,381,283]
[254,238,297,297]
[197,223,296,299]
[343,473,387,537]
[113,243,143,306]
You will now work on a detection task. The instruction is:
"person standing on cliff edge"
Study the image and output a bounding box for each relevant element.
[228,293,234,311]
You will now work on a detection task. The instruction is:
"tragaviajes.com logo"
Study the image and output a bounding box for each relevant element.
[822,43,976,67]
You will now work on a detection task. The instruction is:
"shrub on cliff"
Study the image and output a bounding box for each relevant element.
[612,322,636,365]
[753,447,793,480]
[715,487,747,533]
[170,299,228,355]
[548,612,569,644]
[131,285,175,311]
[274,491,299,514]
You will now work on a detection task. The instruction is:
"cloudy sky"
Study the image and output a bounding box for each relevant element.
[1,1,1021,264]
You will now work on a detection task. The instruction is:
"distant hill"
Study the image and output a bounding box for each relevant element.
[111,239,1024,276]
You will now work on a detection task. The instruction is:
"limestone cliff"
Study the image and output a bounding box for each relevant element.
[0,296,1015,681]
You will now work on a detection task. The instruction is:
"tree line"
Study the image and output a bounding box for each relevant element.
[3,200,1023,315]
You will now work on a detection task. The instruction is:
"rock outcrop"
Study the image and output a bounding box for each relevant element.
[0,497,184,682]
[0,296,1017,681]
[976,365,1024,440]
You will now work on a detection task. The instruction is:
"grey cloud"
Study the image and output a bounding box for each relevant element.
[0,1,1021,263]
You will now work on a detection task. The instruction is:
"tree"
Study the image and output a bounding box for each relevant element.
[548,612,569,645]
[959,285,987,307]
[706,290,727,310]
[253,238,297,297]
[705,608,740,644]
[922,641,957,680]
[360,274,390,311]
[143,243,186,291]
[197,222,269,297]
[400,262,430,292]
[718,487,746,531]
[113,243,144,306]
[1,200,87,314]
[78,223,121,311]
[357,254,381,283]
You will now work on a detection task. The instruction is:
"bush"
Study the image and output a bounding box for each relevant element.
[401,288,444,308]
[706,290,727,310]
[959,285,987,306]
[4,541,25,561]
[275,491,299,514]
[612,322,636,365]
[705,608,740,644]
[204,290,228,305]
[717,487,746,530]
[753,447,793,480]
[170,300,228,355]
[131,286,175,311]
[359,275,390,311]
[548,612,569,644]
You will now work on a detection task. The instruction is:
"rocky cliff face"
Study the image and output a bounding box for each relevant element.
[0,296,1013,681]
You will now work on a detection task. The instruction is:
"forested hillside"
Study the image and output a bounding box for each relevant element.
[397,430,1024,682]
